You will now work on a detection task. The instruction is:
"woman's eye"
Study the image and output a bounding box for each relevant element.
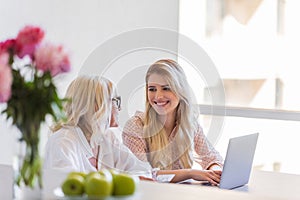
[148,87,156,92]
[162,87,171,91]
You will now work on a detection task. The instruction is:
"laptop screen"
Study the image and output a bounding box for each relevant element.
[219,133,259,189]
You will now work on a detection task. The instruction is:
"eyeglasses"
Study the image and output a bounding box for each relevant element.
[112,96,121,110]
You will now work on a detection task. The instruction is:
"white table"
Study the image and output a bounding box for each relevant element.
[246,170,300,200]
[41,169,300,200]
[1,166,298,199]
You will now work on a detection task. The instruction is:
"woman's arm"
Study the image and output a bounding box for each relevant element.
[105,129,152,175]
[194,125,224,170]
[122,115,148,162]
[157,169,222,185]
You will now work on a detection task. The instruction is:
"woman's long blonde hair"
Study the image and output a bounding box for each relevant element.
[51,75,116,141]
[144,59,199,169]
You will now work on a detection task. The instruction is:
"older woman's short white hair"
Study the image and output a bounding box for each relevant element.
[52,75,117,140]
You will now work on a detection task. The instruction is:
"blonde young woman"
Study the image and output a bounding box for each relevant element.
[123,59,224,184]
[43,75,152,174]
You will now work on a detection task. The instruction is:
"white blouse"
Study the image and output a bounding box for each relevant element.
[43,126,152,176]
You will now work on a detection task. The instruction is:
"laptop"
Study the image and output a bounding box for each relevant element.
[217,133,259,189]
[180,133,259,189]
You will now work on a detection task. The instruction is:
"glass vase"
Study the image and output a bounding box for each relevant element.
[14,183,42,200]
[14,126,42,199]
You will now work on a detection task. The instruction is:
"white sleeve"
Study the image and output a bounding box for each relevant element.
[104,129,152,177]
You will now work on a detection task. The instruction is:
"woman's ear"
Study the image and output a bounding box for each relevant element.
[110,106,119,127]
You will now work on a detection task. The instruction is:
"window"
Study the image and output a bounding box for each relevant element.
[179,0,300,174]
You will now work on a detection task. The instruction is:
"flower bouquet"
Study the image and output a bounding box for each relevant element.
[0,25,71,188]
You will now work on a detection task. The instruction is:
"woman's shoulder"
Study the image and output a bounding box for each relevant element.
[45,127,80,156]
[133,111,145,120]
[193,122,204,137]
[126,111,145,126]
[48,126,78,142]
[123,111,145,135]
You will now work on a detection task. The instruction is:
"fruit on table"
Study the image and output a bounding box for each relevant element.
[112,171,138,196]
[84,169,113,197]
[61,173,85,196]
[61,169,138,197]
[67,171,87,179]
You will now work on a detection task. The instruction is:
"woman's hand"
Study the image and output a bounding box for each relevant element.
[189,169,222,186]
[157,168,222,184]
[139,176,154,181]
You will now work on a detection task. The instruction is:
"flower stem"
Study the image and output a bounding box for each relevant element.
[17,142,42,188]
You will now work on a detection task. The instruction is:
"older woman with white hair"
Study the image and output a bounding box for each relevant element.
[43,75,151,174]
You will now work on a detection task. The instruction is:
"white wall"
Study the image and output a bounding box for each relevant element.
[0,0,179,165]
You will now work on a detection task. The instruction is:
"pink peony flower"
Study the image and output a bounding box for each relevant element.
[1,25,71,188]
[0,39,16,55]
[34,43,71,76]
[15,26,44,59]
[0,53,12,102]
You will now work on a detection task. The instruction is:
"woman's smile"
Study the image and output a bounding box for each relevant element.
[147,73,179,116]
[154,100,170,106]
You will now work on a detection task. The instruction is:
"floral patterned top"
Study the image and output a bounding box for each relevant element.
[122,111,223,170]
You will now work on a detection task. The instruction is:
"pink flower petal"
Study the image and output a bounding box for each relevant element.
[34,43,71,76]
[15,26,45,59]
[0,61,12,103]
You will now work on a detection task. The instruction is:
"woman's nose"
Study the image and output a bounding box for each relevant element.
[155,89,164,99]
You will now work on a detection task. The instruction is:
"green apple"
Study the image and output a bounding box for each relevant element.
[112,173,138,196]
[61,174,85,196]
[67,171,87,179]
[84,171,113,197]
[85,171,99,180]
